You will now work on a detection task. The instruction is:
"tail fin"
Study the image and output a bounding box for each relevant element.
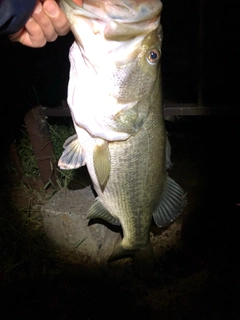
[108,241,155,279]
[107,243,137,262]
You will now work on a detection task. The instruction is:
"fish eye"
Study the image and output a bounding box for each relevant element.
[147,49,161,65]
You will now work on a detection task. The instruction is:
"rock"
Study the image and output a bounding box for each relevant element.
[41,187,121,265]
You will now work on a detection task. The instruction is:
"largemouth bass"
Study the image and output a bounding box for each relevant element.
[59,0,186,262]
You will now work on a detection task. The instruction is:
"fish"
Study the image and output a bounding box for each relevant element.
[58,0,186,262]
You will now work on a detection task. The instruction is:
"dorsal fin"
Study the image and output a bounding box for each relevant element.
[153,176,187,227]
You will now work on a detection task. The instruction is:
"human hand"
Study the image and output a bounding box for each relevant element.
[9,0,74,47]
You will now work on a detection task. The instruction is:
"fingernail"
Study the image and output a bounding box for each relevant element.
[34,2,42,14]
[45,1,58,17]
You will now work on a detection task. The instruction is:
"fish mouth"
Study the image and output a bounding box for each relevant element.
[64,0,162,24]
[62,0,162,45]
[85,0,162,23]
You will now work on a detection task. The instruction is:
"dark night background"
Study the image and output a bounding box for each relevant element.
[0,0,240,319]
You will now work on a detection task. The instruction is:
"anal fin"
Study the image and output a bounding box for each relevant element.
[153,176,187,227]
[87,197,120,226]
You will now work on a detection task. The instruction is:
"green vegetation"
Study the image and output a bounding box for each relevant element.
[49,122,76,189]
[10,121,76,189]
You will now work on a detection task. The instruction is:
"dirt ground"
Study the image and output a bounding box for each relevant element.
[0,116,240,319]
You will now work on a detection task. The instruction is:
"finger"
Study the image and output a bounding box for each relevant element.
[17,18,47,47]
[43,0,70,36]
[32,1,58,41]
[73,0,83,5]
[9,29,23,42]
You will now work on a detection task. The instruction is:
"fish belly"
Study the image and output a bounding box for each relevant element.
[75,78,166,252]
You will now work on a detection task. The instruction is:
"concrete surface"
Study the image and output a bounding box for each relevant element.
[41,187,121,265]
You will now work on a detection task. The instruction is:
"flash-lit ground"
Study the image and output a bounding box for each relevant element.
[1,116,239,320]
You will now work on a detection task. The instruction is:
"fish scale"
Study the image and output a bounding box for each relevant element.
[70,73,166,259]
[59,0,186,262]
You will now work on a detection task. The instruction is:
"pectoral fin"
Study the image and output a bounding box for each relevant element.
[87,197,120,226]
[153,176,187,227]
[58,134,85,170]
[93,139,111,186]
